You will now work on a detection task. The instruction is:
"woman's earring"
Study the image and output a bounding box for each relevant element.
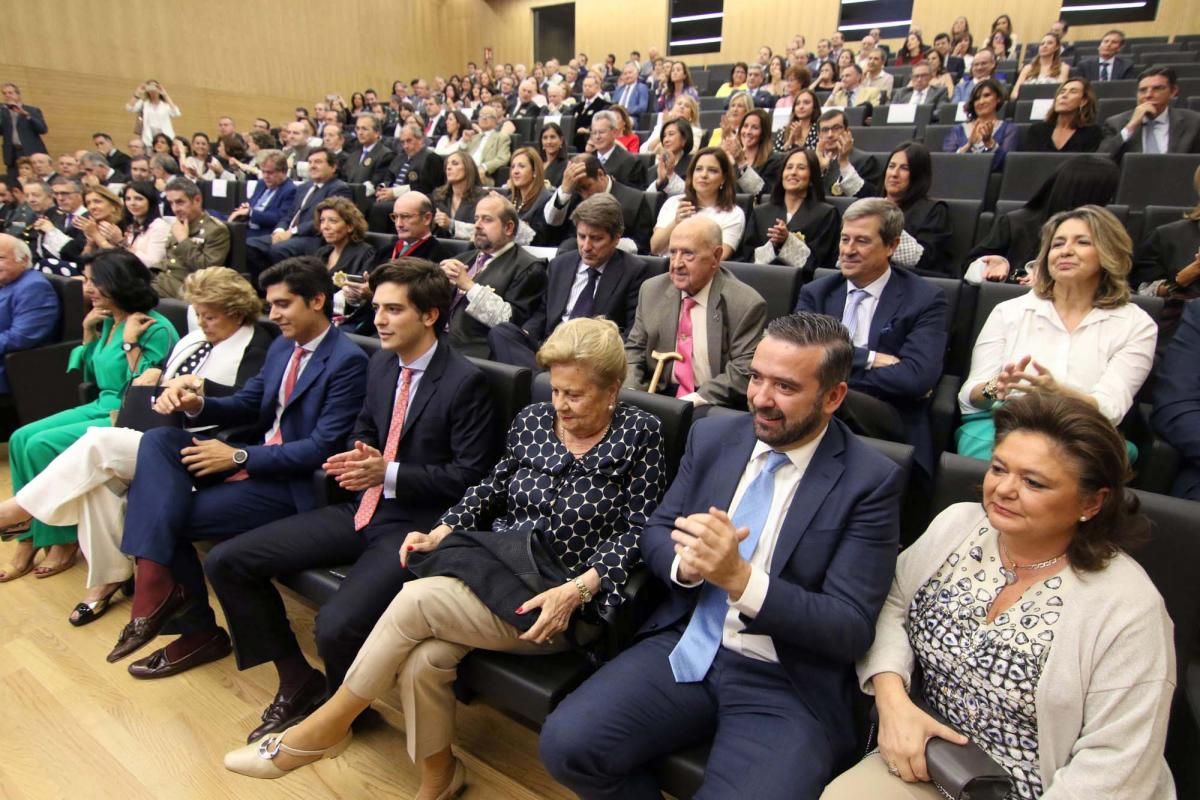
[1079,515,1089,522]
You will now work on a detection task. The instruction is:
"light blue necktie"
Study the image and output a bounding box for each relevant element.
[669,450,791,683]
[841,288,869,342]
[1144,118,1162,154]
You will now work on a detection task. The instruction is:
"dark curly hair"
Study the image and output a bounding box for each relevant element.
[83,250,159,313]
[993,393,1149,571]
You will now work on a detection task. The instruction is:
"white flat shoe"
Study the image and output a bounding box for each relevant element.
[223,726,352,779]
[434,757,467,800]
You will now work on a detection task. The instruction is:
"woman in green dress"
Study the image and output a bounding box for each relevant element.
[1,250,178,581]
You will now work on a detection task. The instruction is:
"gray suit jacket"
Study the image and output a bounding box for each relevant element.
[889,85,948,111]
[465,130,512,181]
[1100,107,1200,156]
[623,268,767,408]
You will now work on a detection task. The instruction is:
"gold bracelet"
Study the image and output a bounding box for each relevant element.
[566,576,593,604]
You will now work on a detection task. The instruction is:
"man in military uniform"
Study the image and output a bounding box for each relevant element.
[0,176,36,238]
[154,177,230,299]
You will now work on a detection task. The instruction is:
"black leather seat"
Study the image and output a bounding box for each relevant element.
[434,237,472,256]
[943,198,983,274]
[722,260,802,320]
[998,152,1096,203]
[1117,154,1200,210]
[226,220,248,274]
[156,297,190,337]
[929,153,993,201]
[198,179,244,217]
[4,274,86,426]
[364,231,397,256]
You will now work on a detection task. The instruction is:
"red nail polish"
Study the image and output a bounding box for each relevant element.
[516,606,525,614]
[407,546,414,551]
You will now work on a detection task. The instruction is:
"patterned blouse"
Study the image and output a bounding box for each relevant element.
[439,402,666,609]
[908,523,1074,799]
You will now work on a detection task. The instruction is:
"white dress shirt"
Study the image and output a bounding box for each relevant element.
[847,267,891,368]
[671,429,828,663]
[262,325,331,443]
[383,340,438,498]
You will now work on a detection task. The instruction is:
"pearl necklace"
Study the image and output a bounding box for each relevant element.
[555,418,610,456]
[1000,541,1067,586]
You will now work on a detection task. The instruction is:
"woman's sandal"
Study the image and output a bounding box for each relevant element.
[69,578,136,627]
[34,545,79,579]
[0,547,40,583]
[224,726,353,779]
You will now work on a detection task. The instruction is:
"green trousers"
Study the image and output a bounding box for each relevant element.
[9,403,112,547]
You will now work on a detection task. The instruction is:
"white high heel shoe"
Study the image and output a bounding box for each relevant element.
[435,757,467,800]
[223,726,352,779]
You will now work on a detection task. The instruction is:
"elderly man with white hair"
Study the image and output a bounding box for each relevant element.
[0,232,60,394]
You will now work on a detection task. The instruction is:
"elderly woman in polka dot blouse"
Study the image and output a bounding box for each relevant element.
[224,316,667,799]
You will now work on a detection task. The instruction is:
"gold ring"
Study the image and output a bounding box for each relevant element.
[887,762,901,777]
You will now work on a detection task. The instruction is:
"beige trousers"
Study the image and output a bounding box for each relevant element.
[343,575,565,762]
[16,426,142,587]
[821,751,946,799]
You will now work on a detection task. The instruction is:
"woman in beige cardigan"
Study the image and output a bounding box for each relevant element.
[823,393,1176,799]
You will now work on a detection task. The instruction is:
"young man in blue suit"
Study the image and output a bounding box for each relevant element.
[108,257,369,677]
[541,313,905,800]
[226,150,297,235]
[1153,299,1200,500]
[204,259,504,742]
[796,198,947,475]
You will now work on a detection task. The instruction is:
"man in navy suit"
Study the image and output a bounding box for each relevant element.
[205,259,502,742]
[0,83,48,170]
[245,148,354,277]
[611,62,650,118]
[541,312,904,799]
[1075,30,1137,83]
[226,150,297,235]
[1153,299,1200,501]
[796,198,946,475]
[489,194,647,369]
[108,257,368,678]
[0,233,59,394]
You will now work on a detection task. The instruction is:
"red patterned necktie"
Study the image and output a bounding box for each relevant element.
[354,367,414,531]
[674,296,697,397]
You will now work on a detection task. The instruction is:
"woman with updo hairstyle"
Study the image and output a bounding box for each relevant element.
[822,392,1174,800]
[223,316,666,800]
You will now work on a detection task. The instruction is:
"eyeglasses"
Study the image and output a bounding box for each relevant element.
[389,212,420,222]
[818,125,846,135]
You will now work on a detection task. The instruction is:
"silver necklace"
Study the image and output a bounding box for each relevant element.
[1000,541,1067,586]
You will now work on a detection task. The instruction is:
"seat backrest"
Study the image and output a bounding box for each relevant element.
[467,357,532,429]
[1098,96,1138,120]
[1142,205,1191,235]
[943,198,983,272]
[699,110,724,131]
[721,261,801,321]
[699,96,725,112]
[848,125,915,153]
[1090,80,1138,99]
[998,152,1094,202]
[1015,83,1060,101]
[511,117,535,145]
[993,200,1129,226]
[226,220,248,274]
[929,153,992,200]
[969,280,1027,344]
[156,297,191,337]
[198,179,243,216]
[434,237,472,255]
[1117,154,1200,210]
[45,274,85,341]
[532,371,694,479]
[364,231,397,254]
[734,193,754,220]
[921,124,954,151]
[642,256,669,276]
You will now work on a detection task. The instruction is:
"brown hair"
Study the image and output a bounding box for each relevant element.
[993,393,1149,571]
[739,109,774,171]
[1033,206,1131,309]
[784,64,811,88]
[1187,165,1200,222]
[507,146,546,212]
[1044,78,1098,128]
[313,196,368,243]
[685,147,737,212]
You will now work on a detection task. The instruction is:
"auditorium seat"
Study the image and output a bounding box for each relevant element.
[997,152,1093,203]
[722,260,802,319]
[1117,154,1200,210]
[226,220,248,274]
[4,275,86,426]
[156,297,190,336]
[199,179,244,218]
[943,198,984,273]
[848,125,914,153]
[874,104,934,131]
[434,237,472,256]
[929,153,992,202]
[920,124,954,151]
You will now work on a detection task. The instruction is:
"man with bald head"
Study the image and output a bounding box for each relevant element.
[623,216,766,409]
[0,232,59,394]
[512,78,545,119]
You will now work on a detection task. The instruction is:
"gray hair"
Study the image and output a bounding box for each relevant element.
[257,149,288,171]
[49,175,83,193]
[79,151,110,168]
[765,313,854,391]
[150,153,180,174]
[592,110,619,129]
[570,193,624,238]
[4,235,32,266]
[843,198,905,244]
[164,176,202,199]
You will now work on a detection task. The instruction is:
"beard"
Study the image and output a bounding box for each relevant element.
[472,231,494,251]
[749,398,825,447]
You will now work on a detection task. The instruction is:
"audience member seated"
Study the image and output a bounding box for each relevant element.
[572,75,611,151]
[893,32,929,66]
[701,91,752,150]
[0,176,35,238]
[612,61,650,117]
[956,206,1156,460]
[944,79,1017,170]
[628,216,765,408]
[79,151,128,188]
[491,194,647,369]
[0,268,268,620]
[816,110,880,199]
[76,185,127,259]
[462,106,511,186]
[281,122,313,178]
[774,63,812,114]
[652,148,745,259]
[369,124,445,230]
[1153,299,1200,500]
[742,148,839,276]
[1022,78,1102,153]
[310,197,375,332]
[227,150,297,235]
[155,177,231,299]
[1100,67,1200,157]
[657,61,700,113]
[951,48,997,104]
[543,312,905,799]
[224,316,665,799]
[744,65,775,110]
[105,257,368,676]
[1075,29,1136,83]
[646,119,693,196]
[127,155,152,184]
[1011,33,1070,100]
[440,193,546,358]
[966,156,1119,284]
[181,132,218,181]
[860,49,895,97]
[0,233,58,397]
[587,111,648,189]
[246,149,351,278]
[499,146,553,245]
[827,63,883,110]
[544,154,654,253]
[814,61,839,91]
[723,109,780,198]
[988,29,1014,63]
[343,116,395,187]
[642,96,704,156]
[924,49,958,98]
[823,392,1175,800]
[876,142,951,276]
[432,151,488,240]
[715,62,750,99]
[31,176,87,277]
[2,251,178,583]
[797,198,947,473]
[511,79,545,120]
[1135,166,1200,309]
[210,133,253,181]
[542,83,575,117]
[773,89,821,152]
[891,63,948,113]
[609,106,641,154]
[540,122,569,188]
[420,97,449,141]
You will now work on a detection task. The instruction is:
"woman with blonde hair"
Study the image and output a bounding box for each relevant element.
[641,94,703,155]
[77,185,127,257]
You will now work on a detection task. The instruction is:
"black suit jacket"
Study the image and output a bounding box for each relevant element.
[387,148,445,195]
[741,200,840,276]
[372,234,458,266]
[343,141,397,185]
[447,245,547,358]
[350,342,502,529]
[523,249,648,343]
[511,100,545,120]
[101,169,130,187]
[543,181,655,254]
[599,146,648,189]
[572,96,611,149]
[0,104,48,166]
[279,179,355,238]
[104,149,132,175]
[899,196,953,277]
[821,149,880,197]
[1075,56,1136,82]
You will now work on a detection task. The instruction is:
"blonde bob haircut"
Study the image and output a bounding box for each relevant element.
[182,266,264,323]
[1033,205,1132,309]
[536,317,626,389]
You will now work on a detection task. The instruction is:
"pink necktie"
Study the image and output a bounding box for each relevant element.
[674,296,697,397]
[354,368,414,531]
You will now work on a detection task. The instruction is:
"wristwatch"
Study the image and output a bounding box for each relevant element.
[232,449,249,466]
[121,341,140,352]
[981,376,1002,402]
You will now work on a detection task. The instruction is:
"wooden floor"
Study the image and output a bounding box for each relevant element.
[0,445,575,800]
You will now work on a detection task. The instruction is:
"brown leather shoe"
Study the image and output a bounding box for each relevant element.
[106,584,191,663]
[247,670,328,743]
[128,630,232,679]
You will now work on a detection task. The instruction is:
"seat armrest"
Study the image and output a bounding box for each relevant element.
[311,468,354,507]
[598,566,665,658]
[929,374,962,457]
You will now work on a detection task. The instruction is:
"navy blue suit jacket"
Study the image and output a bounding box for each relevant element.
[245,179,298,233]
[611,82,651,118]
[0,269,59,393]
[638,415,903,759]
[279,179,354,238]
[796,267,947,473]
[1153,300,1200,500]
[350,342,503,529]
[522,249,648,344]
[193,324,368,513]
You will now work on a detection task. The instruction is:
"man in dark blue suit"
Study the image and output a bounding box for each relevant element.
[245,148,354,277]
[795,198,947,475]
[108,257,368,677]
[541,313,904,800]
[489,194,647,369]
[226,151,297,235]
[204,259,503,742]
[1074,30,1137,83]
[1153,299,1200,500]
[0,233,59,393]
[0,83,48,170]
[611,62,650,118]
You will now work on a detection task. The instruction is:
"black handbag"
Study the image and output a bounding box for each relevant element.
[114,383,183,431]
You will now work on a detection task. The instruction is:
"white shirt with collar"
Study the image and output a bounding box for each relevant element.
[383,340,438,498]
[262,324,331,443]
[1119,107,1170,152]
[670,427,829,663]
[595,144,617,165]
[676,278,713,405]
[846,266,891,368]
[545,177,614,227]
[561,256,611,326]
